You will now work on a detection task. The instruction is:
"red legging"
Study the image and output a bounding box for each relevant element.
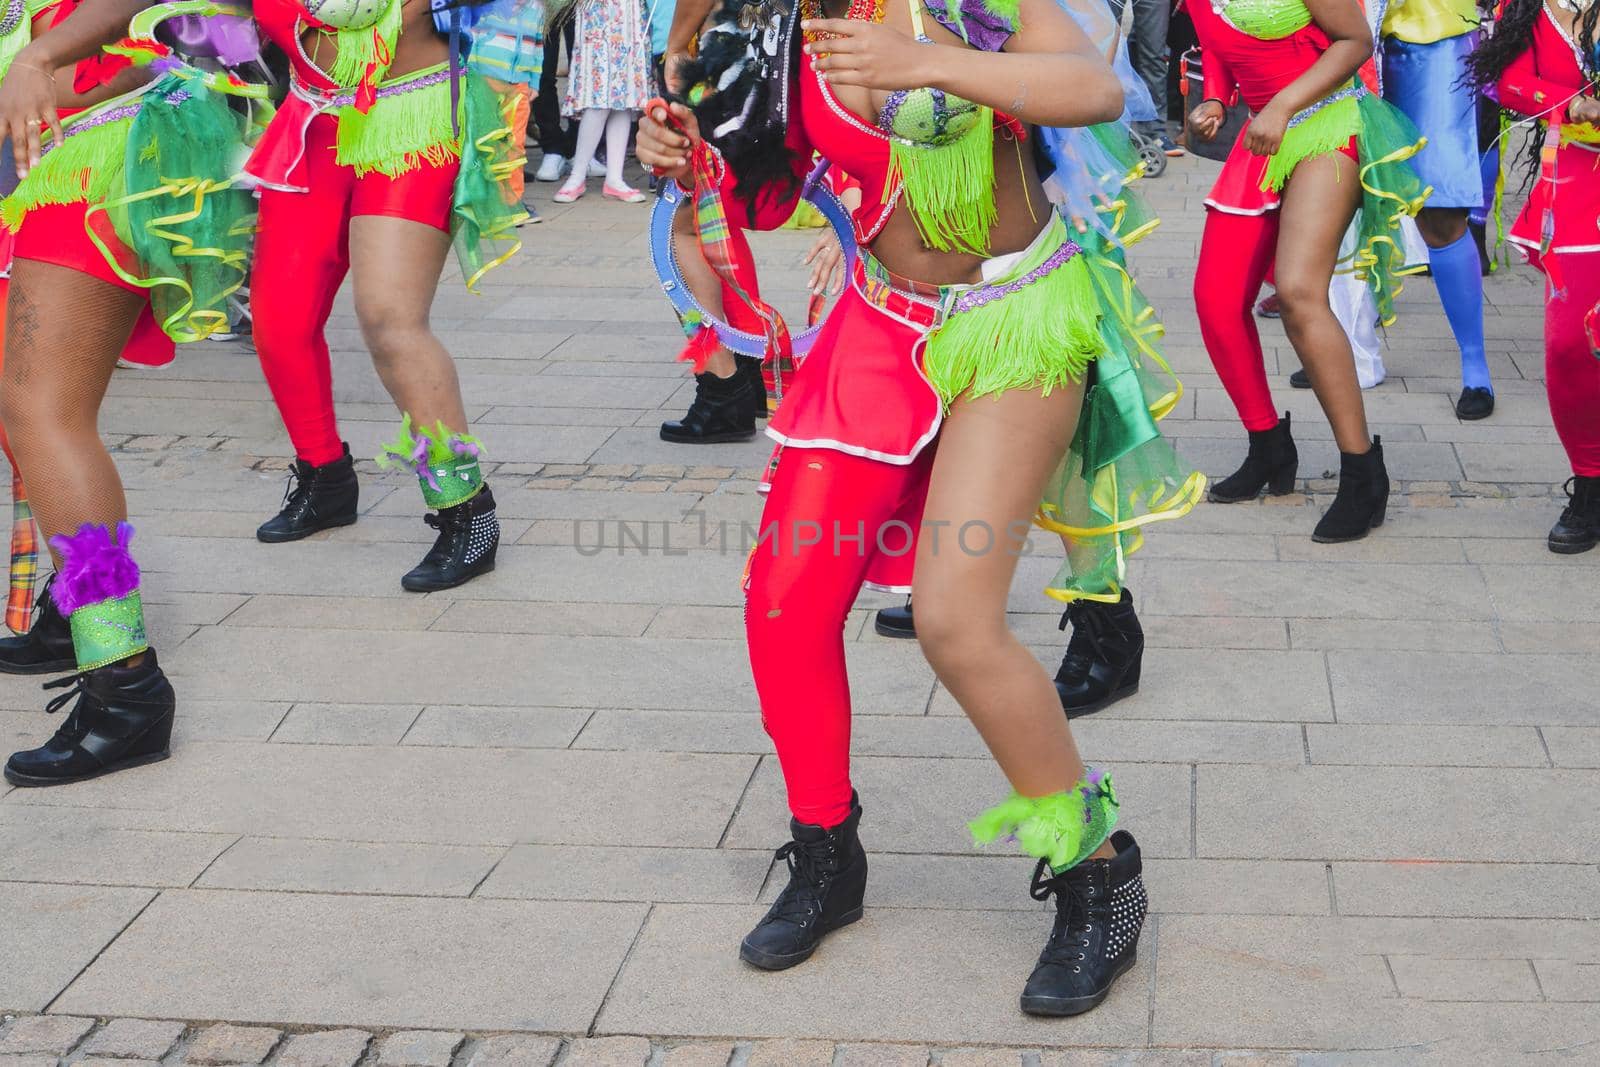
[1544,252,1600,477]
[745,444,933,829]
[250,113,456,467]
[1195,207,1283,432]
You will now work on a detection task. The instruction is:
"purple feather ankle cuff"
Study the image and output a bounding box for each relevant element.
[48,522,142,616]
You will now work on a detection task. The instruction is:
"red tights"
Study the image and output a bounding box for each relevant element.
[1195,208,1282,432]
[1544,253,1600,477]
[745,444,933,829]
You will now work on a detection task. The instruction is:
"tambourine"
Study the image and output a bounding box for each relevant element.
[649,158,859,358]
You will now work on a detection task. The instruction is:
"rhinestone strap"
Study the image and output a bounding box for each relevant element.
[1288,83,1367,129]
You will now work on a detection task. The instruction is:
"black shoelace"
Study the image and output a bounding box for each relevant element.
[41,669,99,742]
[768,836,835,927]
[1029,858,1096,969]
[1057,603,1107,682]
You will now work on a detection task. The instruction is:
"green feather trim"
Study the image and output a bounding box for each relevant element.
[970,772,1119,872]
[0,112,132,231]
[887,115,997,255]
[375,413,487,470]
[1261,94,1361,193]
[327,0,404,90]
[336,70,460,178]
[981,0,1022,24]
[923,229,1103,405]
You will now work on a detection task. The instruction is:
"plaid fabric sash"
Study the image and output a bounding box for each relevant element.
[688,143,794,398]
[7,473,36,634]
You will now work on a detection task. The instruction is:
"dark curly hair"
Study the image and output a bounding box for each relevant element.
[1467,0,1599,185]
[675,0,804,217]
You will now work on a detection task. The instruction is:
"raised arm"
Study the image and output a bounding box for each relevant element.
[804,0,1125,129]
[663,0,719,93]
[0,0,149,176]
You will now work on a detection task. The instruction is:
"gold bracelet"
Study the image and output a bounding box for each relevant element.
[9,59,52,77]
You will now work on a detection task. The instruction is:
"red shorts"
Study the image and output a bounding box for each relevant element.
[6,203,176,367]
[1204,121,1360,215]
[255,110,458,232]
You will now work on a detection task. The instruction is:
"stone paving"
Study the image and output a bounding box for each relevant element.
[1,153,1597,1063]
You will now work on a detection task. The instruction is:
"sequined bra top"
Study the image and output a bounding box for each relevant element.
[1211,0,1314,40]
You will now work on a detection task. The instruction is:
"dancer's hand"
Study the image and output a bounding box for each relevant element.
[1187,99,1225,143]
[1244,101,1289,157]
[663,48,693,96]
[802,18,931,91]
[638,100,700,185]
[0,48,62,178]
[1571,96,1600,126]
[804,231,846,296]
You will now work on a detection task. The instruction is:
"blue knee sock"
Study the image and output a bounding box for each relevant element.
[1429,231,1491,392]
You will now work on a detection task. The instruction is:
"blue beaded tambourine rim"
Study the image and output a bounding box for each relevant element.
[650,158,859,358]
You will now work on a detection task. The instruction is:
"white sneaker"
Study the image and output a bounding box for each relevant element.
[588,158,607,177]
[535,153,567,182]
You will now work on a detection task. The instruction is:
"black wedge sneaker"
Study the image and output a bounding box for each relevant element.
[1054,589,1143,718]
[1020,830,1148,1017]
[1311,437,1389,544]
[4,650,176,786]
[874,598,915,639]
[1208,413,1298,503]
[0,576,76,675]
[661,369,757,444]
[1548,475,1600,555]
[257,444,360,543]
[740,796,868,971]
[401,485,500,592]
[737,356,770,420]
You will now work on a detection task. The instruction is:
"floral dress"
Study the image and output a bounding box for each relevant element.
[562,0,652,115]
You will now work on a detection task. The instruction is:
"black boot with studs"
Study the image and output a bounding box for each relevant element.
[402,485,500,592]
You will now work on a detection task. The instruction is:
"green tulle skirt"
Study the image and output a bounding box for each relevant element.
[2,75,260,342]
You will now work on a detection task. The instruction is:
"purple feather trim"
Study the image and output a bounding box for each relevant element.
[48,522,141,616]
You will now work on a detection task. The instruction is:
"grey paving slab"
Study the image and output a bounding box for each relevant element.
[183,1025,283,1064]
[1327,651,1600,725]
[1287,618,1499,653]
[52,890,647,1030]
[476,844,769,905]
[1304,724,1549,767]
[5,742,755,848]
[196,838,504,897]
[399,706,592,749]
[271,704,422,746]
[0,1019,94,1056]
[276,1030,372,1067]
[374,1032,464,1067]
[0,806,234,887]
[1198,765,1600,863]
[1332,861,1600,919]
[595,904,1151,1046]
[460,1036,562,1067]
[1540,727,1600,768]
[0,883,155,1011]
[82,1020,187,1061]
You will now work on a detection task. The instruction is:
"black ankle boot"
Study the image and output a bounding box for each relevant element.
[1054,590,1143,718]
[4,650,176,786]
[257,444,359,543]
[0,576,76,675]
[1549,475,1600,555]
[873,598,915,639]
[1020,830,1147,1017]
[737,356,770,421]
[402,485,500,592]
[1312,437,1389,544]
[660,370,757,444]
[1208,413,1298,503]
[740,796,868,970]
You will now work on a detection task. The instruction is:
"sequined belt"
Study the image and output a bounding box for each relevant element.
[1288,83,1367,129]
[40,83,187,159]
[855,220,1082,332]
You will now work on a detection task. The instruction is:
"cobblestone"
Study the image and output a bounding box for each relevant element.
[275,1030,371,1067]
[184,1026,282,1065]
[554,1038,649,1067]
[656,1043,733,1067]
[459,1037,561,1067]
[84,1021,187,1061]
[744,1040,834,1067]
[0,1019,94,1057]
[374,1033,463,1067]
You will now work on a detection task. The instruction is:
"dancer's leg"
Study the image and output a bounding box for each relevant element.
[1273,150,1367,454]
[603,108,633,189]
[1545,257,1600,478]
[912,383,1102,812]
[1195,208,1280,431]
[559,108,607,195]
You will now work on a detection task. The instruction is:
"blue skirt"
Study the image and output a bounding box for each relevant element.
[1383,34,1484,209]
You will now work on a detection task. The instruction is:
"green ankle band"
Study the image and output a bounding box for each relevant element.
[969,770,1119,873]
[419,454,484,509]
[68,590,148,671]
